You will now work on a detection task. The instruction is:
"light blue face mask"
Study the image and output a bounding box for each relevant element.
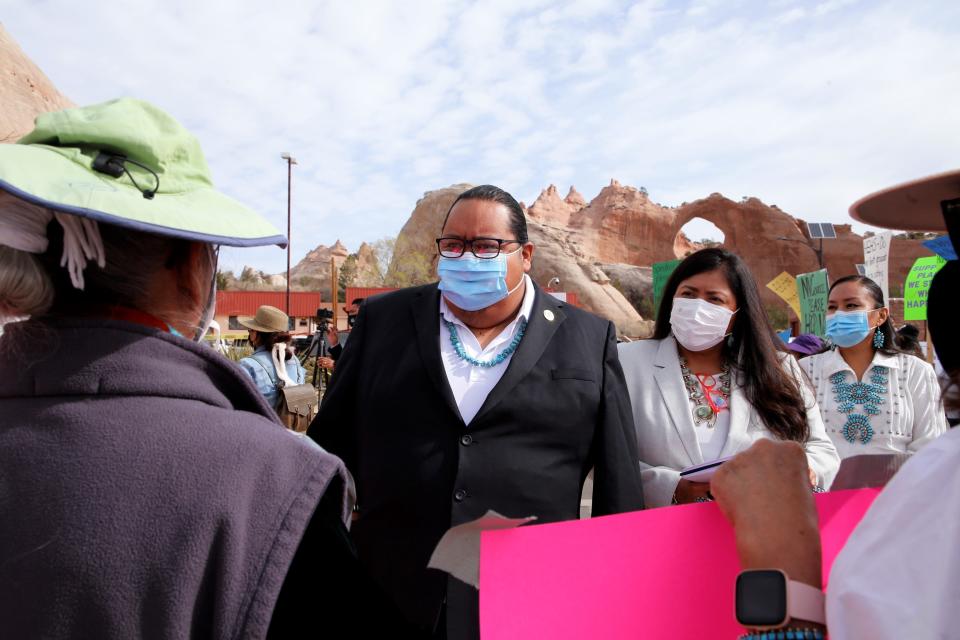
[825,310,873,348]
[437,248,522,311]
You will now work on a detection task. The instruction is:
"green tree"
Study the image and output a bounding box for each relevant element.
[384,250,434,288]
[216,270,233,290]
[371,236,395,281]
[338,255,358,302]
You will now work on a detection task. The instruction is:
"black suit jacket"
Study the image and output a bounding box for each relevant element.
[308,283,643,637]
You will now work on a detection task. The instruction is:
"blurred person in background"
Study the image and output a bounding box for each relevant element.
[238,304,307,408]
[895,323,924,357]
[785,333,828,360]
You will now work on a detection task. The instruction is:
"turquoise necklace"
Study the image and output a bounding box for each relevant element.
[444,319,527,368]
[679,356,731,428]
[829,366,887,444]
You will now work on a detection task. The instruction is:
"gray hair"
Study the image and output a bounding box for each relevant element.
[0,204,215,333]
[0,245,54,318]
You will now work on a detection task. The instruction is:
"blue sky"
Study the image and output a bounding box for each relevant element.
[3,0,958,274]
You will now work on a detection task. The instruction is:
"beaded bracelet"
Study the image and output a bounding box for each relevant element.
[738,629,825,640]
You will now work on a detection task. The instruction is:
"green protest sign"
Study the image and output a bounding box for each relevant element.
[652,259,682,314]
[797,269,829,337]
[903,255,946,321]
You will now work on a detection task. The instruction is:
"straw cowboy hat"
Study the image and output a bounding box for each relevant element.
[238,305,290,334]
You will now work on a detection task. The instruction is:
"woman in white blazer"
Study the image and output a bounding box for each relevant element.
[619,248,840,507]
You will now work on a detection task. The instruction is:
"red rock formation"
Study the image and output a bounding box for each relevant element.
[571,179,675,265]
[564,186,586,209]
[354,241,383,286]
[0,25,73,142]
[573,184,933,309]
[668,195,818,305]
[526,184,582,228]
[386,180,935,333]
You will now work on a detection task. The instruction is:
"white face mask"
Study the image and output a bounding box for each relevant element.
[670,297,736,352]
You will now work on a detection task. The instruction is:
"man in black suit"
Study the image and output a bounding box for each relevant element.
[308,185,643,638]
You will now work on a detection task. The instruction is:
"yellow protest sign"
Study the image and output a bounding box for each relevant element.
[766,271,802,318]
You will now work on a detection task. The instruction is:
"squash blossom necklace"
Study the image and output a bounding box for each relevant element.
[829,366,887,444]
[679,356,731,428]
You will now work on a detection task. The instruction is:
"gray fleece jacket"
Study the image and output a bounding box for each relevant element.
[0,317,348,639]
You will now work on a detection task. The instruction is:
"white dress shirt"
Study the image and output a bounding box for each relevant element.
[800,349,947,459]
[826,422,960,638]
[696,399,730,462]
[439,274,535,425]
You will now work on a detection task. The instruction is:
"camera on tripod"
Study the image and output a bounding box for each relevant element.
[316,307,334,333]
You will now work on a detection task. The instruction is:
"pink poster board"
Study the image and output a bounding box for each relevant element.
[480,488,879,639]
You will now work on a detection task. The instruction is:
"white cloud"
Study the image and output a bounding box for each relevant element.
[2,0,958,274]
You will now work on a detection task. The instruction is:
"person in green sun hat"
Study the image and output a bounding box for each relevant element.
[0,99,405,638]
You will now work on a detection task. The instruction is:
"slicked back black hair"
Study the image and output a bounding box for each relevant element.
[441,184,528,243]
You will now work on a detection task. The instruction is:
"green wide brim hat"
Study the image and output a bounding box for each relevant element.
[0,98,286,247]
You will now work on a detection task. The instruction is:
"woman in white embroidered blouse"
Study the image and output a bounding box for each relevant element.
[800,275,947,459]
[620,248,840,507]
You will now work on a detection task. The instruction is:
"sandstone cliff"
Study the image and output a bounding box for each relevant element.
[0,25,73,142]
[386,181,934,336]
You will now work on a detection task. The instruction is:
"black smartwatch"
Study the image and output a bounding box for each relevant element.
[735,569,825,629]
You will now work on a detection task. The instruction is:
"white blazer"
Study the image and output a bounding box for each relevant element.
[618,336,840,507]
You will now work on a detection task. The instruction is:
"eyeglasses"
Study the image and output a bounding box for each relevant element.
[435,236,522,259]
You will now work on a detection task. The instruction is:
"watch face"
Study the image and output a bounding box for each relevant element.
[736,570,788,627]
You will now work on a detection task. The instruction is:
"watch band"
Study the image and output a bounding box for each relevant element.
[787,579,826,625]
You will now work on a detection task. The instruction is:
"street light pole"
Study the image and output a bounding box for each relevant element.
[281,152,297,316]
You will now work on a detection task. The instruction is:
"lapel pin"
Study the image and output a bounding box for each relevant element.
[543,309,555,322]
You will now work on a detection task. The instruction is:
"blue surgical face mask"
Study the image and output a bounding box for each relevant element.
[825,310,872,348]
[437,248,523,311]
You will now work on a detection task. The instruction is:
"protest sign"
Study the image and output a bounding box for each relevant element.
[904,255,947,321]
[766,271,802,318]
[922,235,957,261]
[480,489,879,639]
[652,259,681,313]
[797,269,829,336]
[863,231,892,302]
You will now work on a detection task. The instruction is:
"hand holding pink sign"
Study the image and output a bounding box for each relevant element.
[480,489,879,639]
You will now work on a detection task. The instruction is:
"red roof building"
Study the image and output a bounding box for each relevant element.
[344,287,396,303]
[216,291,322,317]
[215,291,322,336]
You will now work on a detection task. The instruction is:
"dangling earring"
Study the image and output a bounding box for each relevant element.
[872,328,885,349]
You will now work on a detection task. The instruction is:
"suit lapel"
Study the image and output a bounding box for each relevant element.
[470,285,564,425]
[718,376,752,458]
[653,337,701,464]
[411,284,463,422]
